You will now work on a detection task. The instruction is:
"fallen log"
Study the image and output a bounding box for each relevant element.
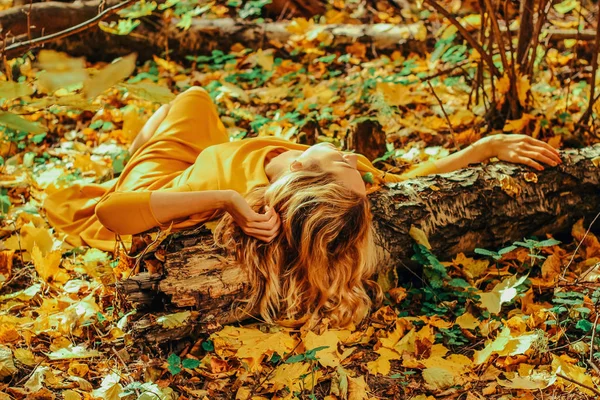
[120,144,600,343]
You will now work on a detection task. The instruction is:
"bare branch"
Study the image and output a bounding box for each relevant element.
[420,0,500,77]
[1,0,136,59]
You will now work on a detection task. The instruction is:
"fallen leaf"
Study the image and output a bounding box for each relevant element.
[157,311,191,329]
[497,370,556,390]
[422,366,457,391]
[47,345,101,360]
[303,330,347,368]
[62,390,82,400]
[0,81,34,101]
[409,225,432,249]
[478,275,528,314]
[0,346,17,379]
[84,53,137,99]
[348,375,369,400]
[455,312,480,330]
[13,348,36,366]
[91,372,122,400]
[120,82,176,103]
[474,327,541,365]
[32,244,64,283]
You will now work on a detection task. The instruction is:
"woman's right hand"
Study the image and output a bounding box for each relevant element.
[223,190,281,242]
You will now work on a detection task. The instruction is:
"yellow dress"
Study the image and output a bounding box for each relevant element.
[44,87,438,252]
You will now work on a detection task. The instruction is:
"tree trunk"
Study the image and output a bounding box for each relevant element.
[121,144,600,343]
[47,18,428,61]
[0,0,118,37]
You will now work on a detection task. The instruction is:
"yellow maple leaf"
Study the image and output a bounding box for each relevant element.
[31,244,64,283]
[212,326,297,372]
[478,275,528,314]
[303,330,348,368]
[552,354,598,396]
[455,312,480,330]
[266,362,320,393]
[367,347,401,375]
[422,366,458,391]
[474,327,541,365]
[454,253,489,280]
[348,375,369,400]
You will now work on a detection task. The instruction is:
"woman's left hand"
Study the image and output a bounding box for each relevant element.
[476,134,562,171]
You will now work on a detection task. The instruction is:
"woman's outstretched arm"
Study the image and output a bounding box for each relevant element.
[433,134,562,174]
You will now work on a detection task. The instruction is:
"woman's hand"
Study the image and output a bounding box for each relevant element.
[224,191,281,242]
[475,134,562,171]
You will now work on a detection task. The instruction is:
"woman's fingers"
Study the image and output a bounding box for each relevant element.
[515,155,544,171]
[524,140,562,164]
[525,136,561,156]
[520,150,558,168]
[242,207,281,242]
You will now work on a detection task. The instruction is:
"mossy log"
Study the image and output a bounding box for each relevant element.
[120,144,600,343]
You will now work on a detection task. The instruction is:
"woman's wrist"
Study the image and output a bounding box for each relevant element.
[218,190,238,212]
[470,136,497,162]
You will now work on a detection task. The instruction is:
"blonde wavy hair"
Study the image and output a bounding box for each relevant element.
[214,165,382,327]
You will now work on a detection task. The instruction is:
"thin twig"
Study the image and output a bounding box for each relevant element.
[420,0,500,77]
[560,210,600,280]
[556,373,600,396]
[1,0,136,58]
[590,313,599,363]
[483,0,518,117]
[578,0,600,127]
[427,81,458,152]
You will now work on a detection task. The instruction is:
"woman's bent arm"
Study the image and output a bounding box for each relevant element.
[95,190,229,235]
[96,189,280,241]
[149,190,230,224]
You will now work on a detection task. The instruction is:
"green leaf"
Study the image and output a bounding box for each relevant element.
[362,172,375,184]
[167,353,181,375]
[285,354,305,364]
[305,346,329,361]
[554,0,579,14]
[99,19,141,36]
[118,1,157,18]
[474,248,499,258]
[202,340,214,352]
[576,319,593,333]
[498,245,518,255]
[181,358,200,369]
[0,193,11,214]
[448,278,471,289]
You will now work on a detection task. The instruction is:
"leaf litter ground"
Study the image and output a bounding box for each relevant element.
[1,1,600,399]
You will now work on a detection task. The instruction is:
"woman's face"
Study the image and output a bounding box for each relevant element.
[295,142,365,196]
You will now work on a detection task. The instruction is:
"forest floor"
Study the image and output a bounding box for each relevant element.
[1,0,600,399]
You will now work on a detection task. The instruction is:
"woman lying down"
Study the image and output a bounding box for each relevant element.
[45,87,562,327]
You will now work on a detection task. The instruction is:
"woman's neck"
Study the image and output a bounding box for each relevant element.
[264,150,302,182]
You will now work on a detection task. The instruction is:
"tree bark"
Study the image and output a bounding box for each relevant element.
[2,2,429,61]
[120,144,600,343]
[0,0,118,37]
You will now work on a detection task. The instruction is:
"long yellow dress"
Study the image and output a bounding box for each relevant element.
[44,87,438,252]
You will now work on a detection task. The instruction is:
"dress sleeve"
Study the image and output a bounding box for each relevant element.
[95,191,161,235]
